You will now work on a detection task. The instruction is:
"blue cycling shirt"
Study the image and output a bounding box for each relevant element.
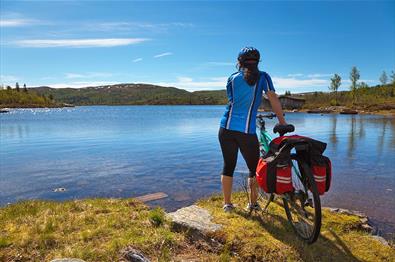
[220,71,275,134]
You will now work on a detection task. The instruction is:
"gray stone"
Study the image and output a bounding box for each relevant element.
[326,207,366,218]
[50,259,86,262]
[119,247,150,262]
[361,223,374,233]
[166,205,222,234]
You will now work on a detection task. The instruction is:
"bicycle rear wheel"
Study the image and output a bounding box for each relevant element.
[283,154,321,244]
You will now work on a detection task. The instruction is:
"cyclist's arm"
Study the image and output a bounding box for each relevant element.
[266,91,287,125]
[262,72,287,125]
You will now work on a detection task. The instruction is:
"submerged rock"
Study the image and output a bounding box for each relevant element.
[53,187,66,192]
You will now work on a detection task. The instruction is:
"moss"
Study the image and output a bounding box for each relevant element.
[1,194,394,261]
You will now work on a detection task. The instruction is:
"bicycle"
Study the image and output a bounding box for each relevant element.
[256,113,322,244]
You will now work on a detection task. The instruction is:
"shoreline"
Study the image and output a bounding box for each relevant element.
[2,104,395,116]
[1,194,393,242]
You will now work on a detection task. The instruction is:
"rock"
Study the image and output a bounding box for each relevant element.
[326,207,366,218]
[119,247,150,262]
[361,223,374,233]
[167,205,222,234]
[326,207,378,234]
[50,259,86,262]
[360,217,368,224]
[53,187,66,192]
[166,205,223,251]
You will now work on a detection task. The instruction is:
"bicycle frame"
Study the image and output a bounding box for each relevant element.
[256,115,303,209]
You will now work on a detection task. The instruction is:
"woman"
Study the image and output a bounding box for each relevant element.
[219,47,287,212]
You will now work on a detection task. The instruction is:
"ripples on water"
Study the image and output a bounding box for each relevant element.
[0,106,394,237]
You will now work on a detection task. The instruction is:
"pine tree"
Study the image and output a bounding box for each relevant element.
[15,82,20,92]
[23,84,28,93]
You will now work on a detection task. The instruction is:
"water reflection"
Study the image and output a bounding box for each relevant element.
[347,116,356,159]
[329,114,338,150]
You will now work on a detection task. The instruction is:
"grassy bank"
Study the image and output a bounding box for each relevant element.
[1,193,394,261]
[300,84,395,114]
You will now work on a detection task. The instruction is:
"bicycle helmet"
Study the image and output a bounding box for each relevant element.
[238,47,260,63]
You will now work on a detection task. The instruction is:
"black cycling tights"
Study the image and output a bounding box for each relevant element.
[218,127,260,178]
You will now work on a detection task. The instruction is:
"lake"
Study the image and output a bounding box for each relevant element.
[1,106,394,238]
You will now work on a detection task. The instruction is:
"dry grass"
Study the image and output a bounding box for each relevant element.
[1,194,394,261]
[197,192,395,261]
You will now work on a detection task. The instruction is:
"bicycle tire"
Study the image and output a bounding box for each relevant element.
[283,154,321,244]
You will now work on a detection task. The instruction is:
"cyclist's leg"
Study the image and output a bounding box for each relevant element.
[237,133,260,205]
[218,128,239,205]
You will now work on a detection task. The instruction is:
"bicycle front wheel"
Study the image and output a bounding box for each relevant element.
[283,154,321,244]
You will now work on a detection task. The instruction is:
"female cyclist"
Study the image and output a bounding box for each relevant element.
[219,47,287,212]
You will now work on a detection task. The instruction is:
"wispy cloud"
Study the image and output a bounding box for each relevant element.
[0,18,41,27]
[287,73,304,77]
[272,77,329,89]
[154,52,173,58]
[84,22,193,32]
[307,73,333,78]
[34,81,120,89]
[0,75,19,85]
[65,72,114,79]
[10,38,149,48]
[133,58,143,63]
[153,76,227,91]
[206,62,234,66]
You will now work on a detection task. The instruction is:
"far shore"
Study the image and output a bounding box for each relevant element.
[2,104,395,116]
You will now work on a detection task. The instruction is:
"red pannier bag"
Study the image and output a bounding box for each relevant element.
[256,156,293,194]
[311,155,332,195]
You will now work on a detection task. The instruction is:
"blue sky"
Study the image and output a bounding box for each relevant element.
[0,0,394,93]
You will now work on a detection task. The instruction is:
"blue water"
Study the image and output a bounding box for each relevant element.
[1,106,394,236]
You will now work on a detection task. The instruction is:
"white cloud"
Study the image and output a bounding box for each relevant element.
[153,76,227,91]
[65,72,114,79]
[133,58,143,63]
[272,77,329,89]
[206,62,234,66]
[0,18,39,27]
[307,73,333,78]
[287,73,304,77]
[154,52,173,58]
[35,81,120,89]
[85,22,193,32]
[0,75,19,83]
[11,38,149,48]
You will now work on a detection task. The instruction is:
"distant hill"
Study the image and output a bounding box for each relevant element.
[30,83,227,105]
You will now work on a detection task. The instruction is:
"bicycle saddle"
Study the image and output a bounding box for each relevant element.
[273,124,295,136]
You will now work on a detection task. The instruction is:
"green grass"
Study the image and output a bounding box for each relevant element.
[1,194,394,261]
[197,192,395,261]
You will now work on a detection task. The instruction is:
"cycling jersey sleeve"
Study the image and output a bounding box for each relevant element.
[262,72,275,93]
